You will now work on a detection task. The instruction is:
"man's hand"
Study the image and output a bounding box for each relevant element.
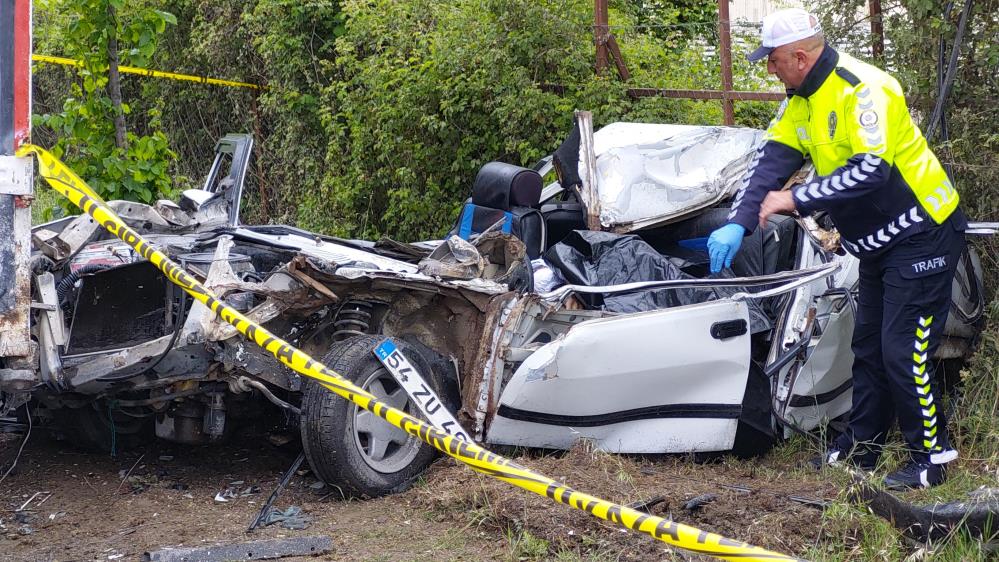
[707,223,746,274]
[759,190,796,229]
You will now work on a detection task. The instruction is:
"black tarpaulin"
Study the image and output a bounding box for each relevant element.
[544,230,770,332]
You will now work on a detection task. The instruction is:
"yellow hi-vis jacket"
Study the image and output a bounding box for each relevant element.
[726,45,963,256]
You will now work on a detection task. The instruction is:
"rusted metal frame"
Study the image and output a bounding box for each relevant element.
[869,0,885,62]
[594,0,609,73]
[606,34,630,82]
[627,88,785,101]
[718,0,735,125]
[466,294,518,440]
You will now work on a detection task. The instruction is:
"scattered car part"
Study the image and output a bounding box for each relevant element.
[247,452,306,532]
[143,536,333,562]
[683,494,718,512]
[626,495,668,513]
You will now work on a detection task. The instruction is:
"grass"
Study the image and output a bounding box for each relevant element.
[30,182,72,225]
[505,529,551,561]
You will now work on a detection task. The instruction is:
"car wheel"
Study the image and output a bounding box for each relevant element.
[300,335,442,498]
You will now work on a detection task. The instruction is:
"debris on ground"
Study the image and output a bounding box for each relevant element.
[683,493,718,512]
[143,536,333,561]
[215,481,262,502]
[259,506,312,530]
[625,494,667,513]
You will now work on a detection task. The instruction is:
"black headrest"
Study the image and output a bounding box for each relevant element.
[472,162,542,210]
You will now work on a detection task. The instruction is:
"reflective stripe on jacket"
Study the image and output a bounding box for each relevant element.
[726,45,961,256]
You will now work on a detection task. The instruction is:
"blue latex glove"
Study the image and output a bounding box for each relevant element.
[707,223,745,274]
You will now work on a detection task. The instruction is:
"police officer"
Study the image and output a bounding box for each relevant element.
[708,8,966,489]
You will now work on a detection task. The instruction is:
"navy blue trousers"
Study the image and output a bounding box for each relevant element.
[835,216,966,465]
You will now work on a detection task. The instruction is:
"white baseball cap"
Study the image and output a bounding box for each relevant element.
[747,8,822,62]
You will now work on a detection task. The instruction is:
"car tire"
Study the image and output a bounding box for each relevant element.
[300,335,443,498]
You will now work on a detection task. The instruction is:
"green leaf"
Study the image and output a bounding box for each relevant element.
[156,10,178,26]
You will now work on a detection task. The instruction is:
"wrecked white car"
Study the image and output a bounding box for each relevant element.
[1,114,984,499]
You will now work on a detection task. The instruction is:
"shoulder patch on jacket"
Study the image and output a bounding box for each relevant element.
[835,67,861,87]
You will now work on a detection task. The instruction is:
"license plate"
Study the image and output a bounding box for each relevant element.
[374,339,469,442]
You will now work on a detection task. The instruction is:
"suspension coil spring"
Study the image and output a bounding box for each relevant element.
[332,300,373,341]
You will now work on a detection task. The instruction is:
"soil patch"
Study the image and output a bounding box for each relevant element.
[1,428,834,561]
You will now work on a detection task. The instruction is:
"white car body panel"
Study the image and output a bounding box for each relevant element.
[782,305,855,430]
[486,300,752,453]
[770,241,859,435]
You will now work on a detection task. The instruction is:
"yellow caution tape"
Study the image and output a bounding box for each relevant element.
[31,53,261,90]
[17,143,806,562]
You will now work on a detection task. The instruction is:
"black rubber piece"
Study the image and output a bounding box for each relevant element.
[299,335,444,499]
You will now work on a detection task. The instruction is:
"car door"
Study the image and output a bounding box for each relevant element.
[486,299,752,453]
[768,237,859,436]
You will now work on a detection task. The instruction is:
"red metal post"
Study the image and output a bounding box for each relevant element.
[594,0,609,74]
[718,0,735,125]
[13,0,31,149]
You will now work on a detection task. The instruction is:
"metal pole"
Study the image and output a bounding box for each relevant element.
[718,0,735,125]
[869,0,885,62]
[0,0,34,364]
[594,0,609,74]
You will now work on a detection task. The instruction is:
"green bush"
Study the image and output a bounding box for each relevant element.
[32,0,178,215]
[308,0,748,241]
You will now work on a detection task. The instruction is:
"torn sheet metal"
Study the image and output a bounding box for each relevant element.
[781,305,854,431]
[589,123,763,232]
[234,227,510,296]
[62,333,176,390]
[192,239,328,342]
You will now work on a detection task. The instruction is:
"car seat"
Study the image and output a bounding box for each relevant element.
[450,162,546,259]
[540,199,586,250]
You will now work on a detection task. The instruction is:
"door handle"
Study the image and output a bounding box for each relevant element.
[710,319,747,340]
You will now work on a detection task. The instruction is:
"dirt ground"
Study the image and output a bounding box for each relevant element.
[0,422,837,562]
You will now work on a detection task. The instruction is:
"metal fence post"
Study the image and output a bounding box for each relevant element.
[594,0,609,73]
